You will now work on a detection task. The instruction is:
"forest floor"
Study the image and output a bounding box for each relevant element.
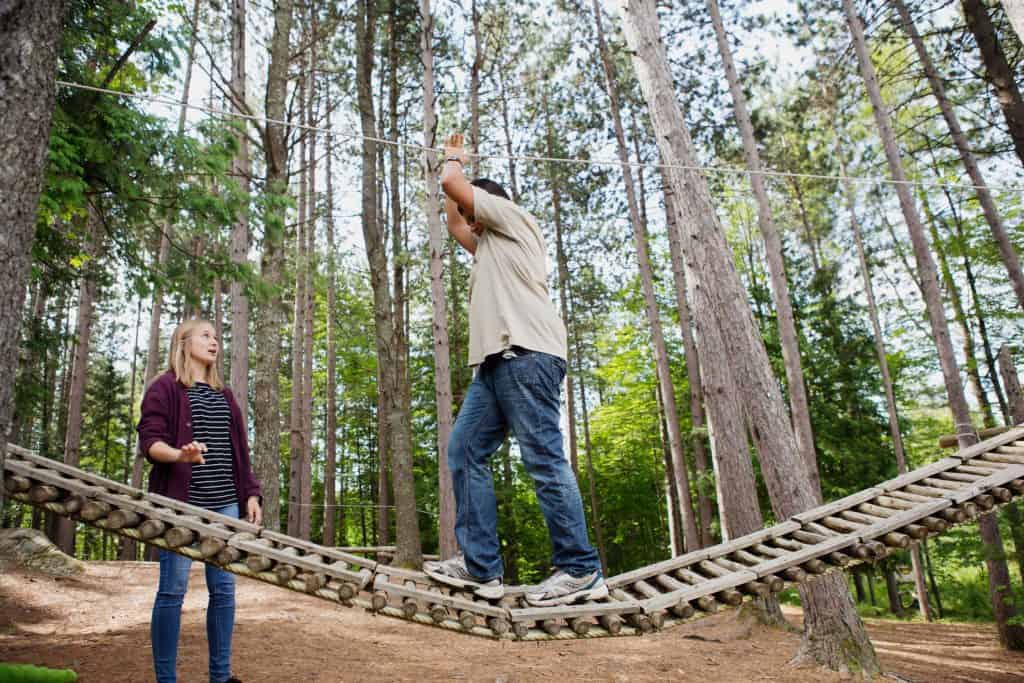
[1,562,1022,682]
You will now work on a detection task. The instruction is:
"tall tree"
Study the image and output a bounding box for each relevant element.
[844,0,1024,650]
[829,97,932,620]
[998,345,1024,582]
[356,0,421,565]
[287,67,309,539]
[0,2,64,514]
[706,0,820,492]
[253,0,293,532]
[229,0,251,425]
[57,204,103,553]
[386,0,414,559]
[542,88,581,480]
[619,0,881,671]
[893,0,1024,312]
[420,0,457,558]
[590,0,700,551]
[323,95,339,546]
[962,0,1024,167]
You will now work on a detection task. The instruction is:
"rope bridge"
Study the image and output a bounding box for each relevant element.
[4,427,1024,641]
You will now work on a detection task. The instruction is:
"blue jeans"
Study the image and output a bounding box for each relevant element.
[151,502,238,683]
[449,350,600,580]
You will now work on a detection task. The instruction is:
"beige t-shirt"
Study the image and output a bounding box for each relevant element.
[467,186,567,365]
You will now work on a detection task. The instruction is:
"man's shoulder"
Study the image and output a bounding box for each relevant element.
[474,188,539,235]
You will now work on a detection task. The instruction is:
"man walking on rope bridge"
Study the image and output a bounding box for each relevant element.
[424,133,605,606]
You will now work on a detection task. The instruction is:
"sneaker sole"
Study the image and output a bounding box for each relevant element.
[524,582,608,607]
[423,566,505,601]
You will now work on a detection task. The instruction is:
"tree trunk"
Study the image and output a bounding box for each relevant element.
[287,70,308,540]
[920,194,995,427]
[119,299,143,560]
[498,442,518,584]
[706,0,820,492]
[542,90,581,480]
[592,0,699,551]
[655,385,685,556]
[469,0,482,179]
[57,205,103,554]
[253,0,293,533]
[661,170,717,549]
[998,345,1024,582]
[893,0,1024,312]
[962,0,1024,168]
[620,1,880,671]
[922,539,944,617]
[498,69,520,202]
[830,107,932,621]
[323,97,338,546]
[573,334,608,574]
[883,562,905,616]
[852,568,866,604]
[386,0,417,565]
[357,0,421,566]
[229,0,251,426]
[420,0,457,558]
[0,0,65,513]
[144,0,200,387]
[844,0,1024,650]
[301,34,317,541]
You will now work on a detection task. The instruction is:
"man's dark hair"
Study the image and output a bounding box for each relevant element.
[470,177,510,201]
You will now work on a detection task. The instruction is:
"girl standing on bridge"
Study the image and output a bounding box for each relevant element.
[137,318,262,683]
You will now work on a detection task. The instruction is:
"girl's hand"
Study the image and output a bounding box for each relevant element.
[246,496,263,526]
[177,441,207,464]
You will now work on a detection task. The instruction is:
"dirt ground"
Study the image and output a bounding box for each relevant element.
[1,562,1022,682]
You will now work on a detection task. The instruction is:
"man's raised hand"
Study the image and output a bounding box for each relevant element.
[444,132,469,165]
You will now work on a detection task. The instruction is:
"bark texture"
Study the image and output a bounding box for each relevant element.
[253,0,293,532]
[661,174,715,548]
[706,0,820,493]
[0,0,66,512]
[420,0,457,558]
[962,0,1024,167]
[356,0,421,566]
[229,0,251,426]
[324,98,339,546]
[592,0,699,551]
[620,0,879,672]
[832,118,932,621]
[57,205,103,554]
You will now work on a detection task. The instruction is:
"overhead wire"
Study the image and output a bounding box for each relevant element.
[56,79,1024,194]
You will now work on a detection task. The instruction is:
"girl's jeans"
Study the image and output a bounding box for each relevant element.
[151,502,238,683]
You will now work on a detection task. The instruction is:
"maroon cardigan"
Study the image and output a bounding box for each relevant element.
[137,371,261,508]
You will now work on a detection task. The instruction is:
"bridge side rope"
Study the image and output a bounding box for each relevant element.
[4,426,1024,641]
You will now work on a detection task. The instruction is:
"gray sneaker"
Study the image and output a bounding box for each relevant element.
[524,569,608,607]
[423,555,504,600]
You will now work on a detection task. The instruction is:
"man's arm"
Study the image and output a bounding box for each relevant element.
[440,133,477,255]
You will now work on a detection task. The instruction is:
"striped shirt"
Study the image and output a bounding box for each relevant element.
[186,382,237,509]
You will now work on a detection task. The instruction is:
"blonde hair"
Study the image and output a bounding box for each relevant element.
[167,319,224,390]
